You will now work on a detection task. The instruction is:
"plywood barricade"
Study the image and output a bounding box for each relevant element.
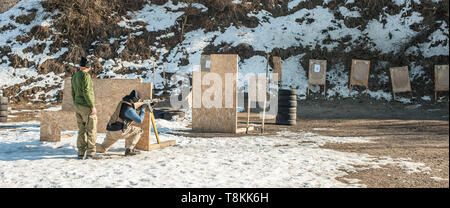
[435,65,449,101]
[40,79,159,151]
[349,59,370,96]
[272,56,282,85]
[307,59,327,97]
[390,66,412,100]
[192,54,238,133]
[248,75,268,111]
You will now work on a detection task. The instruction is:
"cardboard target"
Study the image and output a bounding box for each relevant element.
[435,65,449,101]
[307,59,327,97]
[349,59,370,95]
[200,54,211,72]
[390,66,412,93]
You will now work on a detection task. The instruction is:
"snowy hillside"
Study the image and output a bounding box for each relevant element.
[0,0,448,103]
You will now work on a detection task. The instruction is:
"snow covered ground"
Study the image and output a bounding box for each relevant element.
[0,117,433,188]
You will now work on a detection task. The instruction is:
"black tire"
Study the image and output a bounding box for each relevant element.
[0,111,7,117]
[163,111,185,120]
[0,116,7,122]
[0,97,7,105]
[278,101,297,108]
[153,111,165,119]
[276,113,296,120]
[279,89,297,93]
[0,105,7,111]
[278,90,297,96]
[278,94,297,101]
[279,99,297,104]
[277,107,297,114]
[163,113,173,120]
[276,111,296,117]
[276,119,296,125]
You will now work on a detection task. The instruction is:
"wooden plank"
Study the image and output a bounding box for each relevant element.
[40,111,76,142]
[135,109,152,151]
[43,79,152,143]
[192,54,238,133]
[61,78,152,133]
[147,140,176,151]
[272,56,282,84]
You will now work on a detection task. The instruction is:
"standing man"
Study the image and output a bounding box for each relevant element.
[72,57,97,159]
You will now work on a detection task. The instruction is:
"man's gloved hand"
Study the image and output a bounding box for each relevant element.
[143,99,154,112]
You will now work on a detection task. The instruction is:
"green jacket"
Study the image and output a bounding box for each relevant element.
[71,70,95,108]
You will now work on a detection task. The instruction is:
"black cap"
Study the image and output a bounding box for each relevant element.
[129,90,142,102]
[80,57,91,68]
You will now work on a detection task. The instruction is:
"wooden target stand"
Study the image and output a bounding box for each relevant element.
[307,59,327,97]
[435,65,449,102]
[389,66,412,101]
[272,56,282,86]
[349,59,370,96]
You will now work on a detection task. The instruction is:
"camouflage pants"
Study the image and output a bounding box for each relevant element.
[97,126,143,153]
[75,104,97,156]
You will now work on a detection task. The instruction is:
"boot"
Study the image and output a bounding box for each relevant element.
[96,143,106,153]
[125,148,141,156]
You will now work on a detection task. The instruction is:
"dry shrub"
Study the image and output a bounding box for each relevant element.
[41,0,145,46]
[0,0,20,13]
[37,59,65,74]
[15,9,37,25]
[29,25,51,40]
[150,0,168,5]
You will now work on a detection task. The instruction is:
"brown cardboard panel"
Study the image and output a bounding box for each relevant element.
[146,140,177,151]
[308,59,327,85]
[62,78,152,133]
[435,65,449,91]
[200,55,211,72]
[350,59,370,87]
[390,66,412,93]
[40,111,76,142]
[272,56,282,83]
[192,54,238,133]
[42,79,153,147]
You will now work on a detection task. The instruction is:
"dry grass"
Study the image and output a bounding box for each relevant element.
[41,0,145,46]
[0,0,19,13]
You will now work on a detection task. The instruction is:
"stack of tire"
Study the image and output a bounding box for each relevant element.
[0,91,8,123]
[163,110,185,120]
[153,108,185,120]
[276,89,297,126]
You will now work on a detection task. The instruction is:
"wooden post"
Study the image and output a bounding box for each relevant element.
[261,54,270,134]
[246,93,251,134]
[163,63,166,91]
[153,60,156,89]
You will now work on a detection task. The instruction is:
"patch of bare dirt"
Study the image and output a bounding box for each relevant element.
[318,120,449,188]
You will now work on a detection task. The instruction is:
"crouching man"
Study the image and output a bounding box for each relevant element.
[97,90,147,156]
